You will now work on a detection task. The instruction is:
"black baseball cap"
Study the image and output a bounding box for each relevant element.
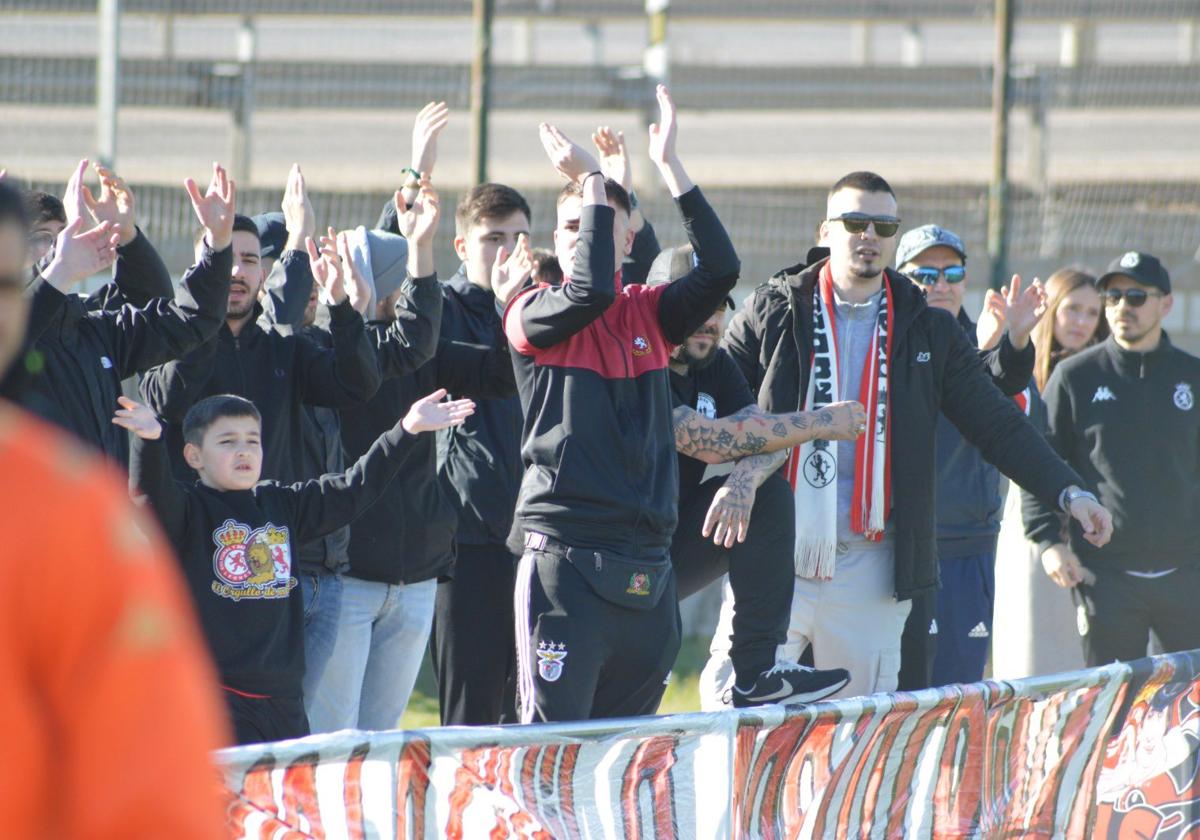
[1098,251,1170,294]
[646,244,735,310]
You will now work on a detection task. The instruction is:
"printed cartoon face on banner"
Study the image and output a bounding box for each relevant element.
[1095,656,1200,839]
[211,519,295,600]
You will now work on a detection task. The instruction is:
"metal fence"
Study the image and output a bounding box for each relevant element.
[3,0,1199,343]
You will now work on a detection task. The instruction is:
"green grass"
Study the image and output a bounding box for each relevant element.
[399,636,710,730]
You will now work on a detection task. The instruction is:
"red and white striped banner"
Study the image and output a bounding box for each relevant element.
[216,651,1200,839]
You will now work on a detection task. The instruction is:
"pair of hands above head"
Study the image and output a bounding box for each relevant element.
[538,84,691,197]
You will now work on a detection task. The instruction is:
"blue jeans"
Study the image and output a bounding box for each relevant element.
[299,568,343,721]
[306,575,436,733]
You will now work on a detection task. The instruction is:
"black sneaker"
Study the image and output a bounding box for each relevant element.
[730,662,850,708]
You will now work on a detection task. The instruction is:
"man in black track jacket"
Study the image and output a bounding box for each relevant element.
[1025,251,1200,666]
[504,87,740,723]
[721,170,1113,700]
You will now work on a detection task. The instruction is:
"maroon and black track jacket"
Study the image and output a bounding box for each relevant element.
[503,186,739,558]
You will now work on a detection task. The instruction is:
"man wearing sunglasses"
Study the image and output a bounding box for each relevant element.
[1026,251,1200,666]
[721,170,1112,700]
[893,224,1047,690]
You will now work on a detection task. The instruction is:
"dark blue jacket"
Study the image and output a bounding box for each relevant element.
[934,307,1035,558]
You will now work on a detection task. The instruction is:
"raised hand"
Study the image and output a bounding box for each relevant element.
[111,395,162,440]
[1004,275,1048,349]
[539,123,602,185]
[647,85,694,197]
[336,231,373,316]
[281,163,316,252]
[593,126,632,193]
[1041,543,1095,588]
[812,400,869,441]
[976,288,1008,350]
[401,388,476,434]
[62,159,92,226]
[647,85,679,167]
[184,162,236,251]
[394,177,440,245]
[304,229,348,307]
[411,101,450,179]
[41,217,120,290]
[85,163,138,246]
[491,232,534,307]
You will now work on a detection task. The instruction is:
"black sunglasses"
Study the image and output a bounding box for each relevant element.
[1103,288,1163,308]
[828,214,901,238]
[907,266,966,286]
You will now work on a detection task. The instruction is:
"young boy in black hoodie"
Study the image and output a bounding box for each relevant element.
[118,387,473,745]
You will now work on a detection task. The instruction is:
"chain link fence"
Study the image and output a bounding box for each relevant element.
[3,1,1199,343]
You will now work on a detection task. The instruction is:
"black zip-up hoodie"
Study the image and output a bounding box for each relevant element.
[435,266,521,547]
[131,419,424,697]
[140,296,383,484]
[340,274,517,584]
[24,237,229,466]
[1024,333,1200,572]
[502,186,739,558]
[722,256,1083,600]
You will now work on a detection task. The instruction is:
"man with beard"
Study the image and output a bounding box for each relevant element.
[1026,252,1200,665]
[718,171,1113,700]
[140,167,406,486]
[649,244,860,707]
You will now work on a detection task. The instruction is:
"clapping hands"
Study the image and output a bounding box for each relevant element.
[184,163,236,252]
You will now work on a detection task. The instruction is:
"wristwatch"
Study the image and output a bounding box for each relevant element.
[1059,486,1097,512]
[401,167,422,190]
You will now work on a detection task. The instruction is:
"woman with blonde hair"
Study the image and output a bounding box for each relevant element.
[1032,268,1108,392]
[994,267,1108,680]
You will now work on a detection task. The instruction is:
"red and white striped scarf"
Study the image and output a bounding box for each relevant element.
[786,264,894,579]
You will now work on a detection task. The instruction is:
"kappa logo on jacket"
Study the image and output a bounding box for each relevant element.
[916,351,931,363]
[210,519,296,601]
[1092,386,1117,403]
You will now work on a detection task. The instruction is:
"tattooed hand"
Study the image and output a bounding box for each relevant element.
[703,470,757,548]
[813,400,868,441]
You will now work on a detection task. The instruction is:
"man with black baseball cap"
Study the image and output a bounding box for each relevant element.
[1025,250,1200,665]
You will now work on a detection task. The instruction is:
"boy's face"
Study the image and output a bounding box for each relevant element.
[184,415,263,491]
[553,195,634,281]
[455,210,531,291]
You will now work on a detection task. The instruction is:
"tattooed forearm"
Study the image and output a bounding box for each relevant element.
[673,403,824,463]
[729,449,789,489]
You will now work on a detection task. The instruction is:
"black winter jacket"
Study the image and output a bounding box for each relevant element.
[435,266,521,547]
[342,275,519,584]
[722,256,1082,600]
[140,296,384,484]
[1024,334,1200,572]
[26,239,229,466]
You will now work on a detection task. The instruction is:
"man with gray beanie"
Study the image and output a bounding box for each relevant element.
[893,223,1048,688]
[1025,251,1200,666]
[306,182,520,733]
